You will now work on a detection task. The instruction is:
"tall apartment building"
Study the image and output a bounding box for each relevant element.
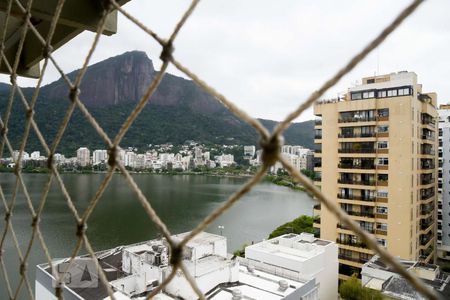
[76,147,90,167]
[313,71,438,279]
[438,105,450,260]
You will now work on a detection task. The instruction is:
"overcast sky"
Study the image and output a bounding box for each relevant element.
[1,0,449,122]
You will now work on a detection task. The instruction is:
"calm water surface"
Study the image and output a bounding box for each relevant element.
[0,173,315,297]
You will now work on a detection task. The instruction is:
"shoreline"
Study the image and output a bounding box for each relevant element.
[0,168,306,191]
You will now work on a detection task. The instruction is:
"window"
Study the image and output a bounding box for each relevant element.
[378,90,386,98]
[376,207,388,214]
[378,141,388,149]
[377,223,388,231]
[351,92,362,100]
[378,157,388,165]
[377,190,388,198]
[378,108,389,117]
[377,125,388,133]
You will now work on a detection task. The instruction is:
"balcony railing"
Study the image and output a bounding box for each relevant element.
[336,238,367,248]
[421,205,434,215]
[337,194,376,202]
[420,219,433,230]
[345,210,375,218]
[338,179,376,186]
[338,148,376,154]
[338,132,376,138]
[420,178,435,185]
[421,192,435,200]
[338,117,377,123]
[421,149,435,155]
[338,254,370,264]
[422,134,435,141]
[420,235,432,246]
[338,163,375,169]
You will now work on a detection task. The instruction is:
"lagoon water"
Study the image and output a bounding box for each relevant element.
[0,173,315,297]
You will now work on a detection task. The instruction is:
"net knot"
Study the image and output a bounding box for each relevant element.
[10,74,16,85]
[260,134,283,166]
[107,146,117,167]
[42,45,53,59]
[4,211,11,222]
[0,125,6,136]
[160,40,174,63]
[26,108,34,119]
[19,262,27,276]
[69,86,80,102]
[47,154,54,169]
[76,222,87,237]
[170,244,182,266]
[31,216,40,227]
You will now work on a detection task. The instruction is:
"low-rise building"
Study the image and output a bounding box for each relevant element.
[35,232,337,300]
[361,255,450,299]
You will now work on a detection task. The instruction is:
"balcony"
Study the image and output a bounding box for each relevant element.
[420,219,434,231]
[421,191,435,200]
[338,148,376,154]
[345,210,375,219]
[337,194,376,202]
[421,148,435,155]
[420,177,435,185]
[420,234,433,246]
[421,161,435,170]
[336,238,367,248]
[313,217,321,224]
[375,229,387,236]
[338,179,376,186]
[421,205,434,215]
[313,204,321,210]
[315,119,322,125]
[338,116,377,123]
[338,163,375,170]
[337,223,375,234]
[338,132,376,139]
[314,134,322,139]
[338,254,370,265]
[422,134,435,141]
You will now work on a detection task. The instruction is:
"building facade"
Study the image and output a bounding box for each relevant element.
[313,71,438,279]
[438,105,450,260]
[76,147,90,167]
[35,232,337,300]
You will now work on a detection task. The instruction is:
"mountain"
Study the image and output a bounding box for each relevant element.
[0,51,314,155]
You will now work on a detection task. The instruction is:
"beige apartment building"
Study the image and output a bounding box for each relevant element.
[313,71,438,279]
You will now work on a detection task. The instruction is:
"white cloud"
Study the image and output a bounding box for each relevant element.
[1,0,448,122]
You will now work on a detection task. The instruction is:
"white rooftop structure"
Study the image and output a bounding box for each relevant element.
[35,232,337,300]
[244,232,338,300]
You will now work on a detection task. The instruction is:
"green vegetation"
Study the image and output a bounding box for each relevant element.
[339,275,383,300]
[233,243,248,258]
[268,215,316,239]
[0,85,314,156]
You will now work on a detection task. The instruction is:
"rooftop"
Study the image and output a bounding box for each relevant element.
[362,256,450,299]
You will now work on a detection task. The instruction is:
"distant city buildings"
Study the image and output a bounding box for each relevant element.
[271,145,314,173]
[76,147,90,167]
[35,232,338,300]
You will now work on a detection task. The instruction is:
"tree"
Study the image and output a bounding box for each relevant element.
[268,215,316,239]
[339,275,382,300]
